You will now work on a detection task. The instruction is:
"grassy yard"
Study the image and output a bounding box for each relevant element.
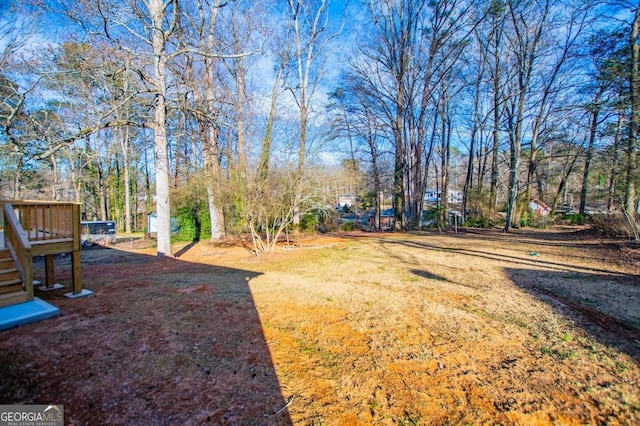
[1,228,639,425]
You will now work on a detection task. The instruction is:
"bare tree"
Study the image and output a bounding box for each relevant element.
[194,0,227,240]
[461,40,486,224]
[625,1,640,221]
[360,0,426,230]
[64,0,259,249]
[501,0,551,232]
[246,166,330,254]
[285,0,341,171]
[283,0,343,225]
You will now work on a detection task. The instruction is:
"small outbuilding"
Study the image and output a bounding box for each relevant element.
[529,199,552,216]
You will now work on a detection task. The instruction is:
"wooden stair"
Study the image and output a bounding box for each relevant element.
[0,249,27,307]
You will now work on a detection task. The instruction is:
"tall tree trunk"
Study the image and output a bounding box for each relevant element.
[393,34,407,232]
[503,96,523,232]
[393,100,405,230]
[422,111,439,225]
[463,67,483,223]
[477,143,488,192]
[203,0,225,240]
[98,160,107,221]
[122,126,132,233]
[144,142,153,216]
[67,150,81,203]
[12,155,23,199]
[203,120,225,240]
[372,158,381,230]
[408,130,423,230]
[489,16,502,216]
[50,154,59,200]
[258,67,282,182]
[490,75,500,215]
[551,150,581,212]
[525,130,539,202]
[440,104,451,226]
[229,6,247,181]
[236,60,247,179]
[503,0,549,232]
[114,152,123,229]
[363,114,382,230]
[149,0,173,256]
[131,149,139,231]
[608,114,623,213]
[172,113,179,188]
[625,3,640,219]
[579,92,602,215]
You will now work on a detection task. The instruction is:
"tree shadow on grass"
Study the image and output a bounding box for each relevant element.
[503,267,640,364]
[380,238,632,277]
[410,269,450,282]
[381,237,640,364]
[174,241,198,258]
[412,228,634,253]
[0,246,292,425]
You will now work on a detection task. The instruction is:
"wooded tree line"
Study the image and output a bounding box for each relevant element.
[332,0,640,233]
[1,0,639,255]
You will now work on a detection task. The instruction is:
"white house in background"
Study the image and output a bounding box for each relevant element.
[424,189,464,204]
[424,189,440,202]
[337,194,357,209]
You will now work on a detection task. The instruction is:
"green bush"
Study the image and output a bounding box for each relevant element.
[173,207,201,242]
[362,191,376,209]
[564,213,586,225]
[464,215,493,228]
[520,209,534,227]
[422,207,439,222]
[170,176,209,242]
[299,212,319,233]
[341,221,354,232]
[319,215,339,232]
[200,210,211,237]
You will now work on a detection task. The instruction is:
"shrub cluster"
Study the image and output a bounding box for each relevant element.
[590,213,637,238]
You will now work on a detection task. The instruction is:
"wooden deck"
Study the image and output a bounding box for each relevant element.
[0,201,82,307]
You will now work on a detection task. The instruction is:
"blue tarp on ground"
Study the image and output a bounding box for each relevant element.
[0,298,59,331]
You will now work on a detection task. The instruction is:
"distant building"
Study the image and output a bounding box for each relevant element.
[337,194,357,209]
[529,199,552,216]
[424,189,440,203]
[369,208,395,230]
[424,189,463,204]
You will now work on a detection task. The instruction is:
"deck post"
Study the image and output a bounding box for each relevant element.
[25,252,33,301]
[71,203,82,294]
[72,251,82,294]
[45,254,55,287]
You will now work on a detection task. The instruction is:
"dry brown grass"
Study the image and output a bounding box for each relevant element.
[0,227,639,425]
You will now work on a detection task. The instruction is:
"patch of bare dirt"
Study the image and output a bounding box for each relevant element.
[1,228,639,425]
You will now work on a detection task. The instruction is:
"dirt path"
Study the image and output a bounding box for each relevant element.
[1,228,639,425]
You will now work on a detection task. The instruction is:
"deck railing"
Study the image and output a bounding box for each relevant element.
[1,200,82,301]
[3,202,34,299]
[9,201,80,243]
